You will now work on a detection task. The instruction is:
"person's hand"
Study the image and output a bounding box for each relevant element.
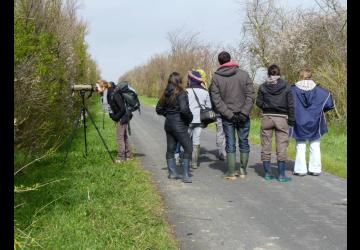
[238,112,248,123]
[288,119,295,127]
[231,113,240,124]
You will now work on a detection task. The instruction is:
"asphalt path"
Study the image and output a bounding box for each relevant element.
[130,104,347,250]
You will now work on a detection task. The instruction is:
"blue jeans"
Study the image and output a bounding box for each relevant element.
[222,118,251,153]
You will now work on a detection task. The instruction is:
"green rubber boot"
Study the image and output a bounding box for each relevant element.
[191,145,200,169]
[225,153,236,180]
[239,152,249,179]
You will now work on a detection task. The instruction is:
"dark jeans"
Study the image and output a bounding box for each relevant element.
[222,118,251,153]
[166,130,192,160]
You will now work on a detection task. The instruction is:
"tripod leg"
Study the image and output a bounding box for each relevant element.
[85,107,115,163]
[64,108,84,163]
[83,107,88,156]
[103,111,105,129]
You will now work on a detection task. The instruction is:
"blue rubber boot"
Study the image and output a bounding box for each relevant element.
[182,159,192,183]
[277,161,292,182]
[263,161,274,180]
[166,158,182,179]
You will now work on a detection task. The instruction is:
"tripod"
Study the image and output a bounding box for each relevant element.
[64,90,115,163]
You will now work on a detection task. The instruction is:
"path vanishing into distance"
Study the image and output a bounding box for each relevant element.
[130,104,347,250]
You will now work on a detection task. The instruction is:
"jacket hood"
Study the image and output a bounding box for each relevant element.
[215,66,239,77]
[262,78,287,95]
[215,60,240,77]
[294,86,316,108]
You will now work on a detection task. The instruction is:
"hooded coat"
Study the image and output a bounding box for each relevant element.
[291,84,334,141]
[156,83,193,133]
[209,62,255,120]
[255,78,295,124]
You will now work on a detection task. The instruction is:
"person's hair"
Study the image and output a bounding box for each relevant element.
[267,64,281,76]
[159,72,183,106]
[97,79,112,88]
[218,51,231,65]
[299,69,312,80]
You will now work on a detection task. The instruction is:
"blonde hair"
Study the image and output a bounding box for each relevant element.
[299,69,312,80]
[97,79,112,88]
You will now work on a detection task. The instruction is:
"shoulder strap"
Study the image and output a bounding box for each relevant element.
[191,88,204,109]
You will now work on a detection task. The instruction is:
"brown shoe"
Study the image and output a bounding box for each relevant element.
[225,176,237,180]
[115,159,125,164]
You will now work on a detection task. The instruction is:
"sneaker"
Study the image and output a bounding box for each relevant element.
[115,159,125,164]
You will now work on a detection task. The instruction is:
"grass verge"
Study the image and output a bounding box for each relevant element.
[14,100,178,249]
[139,95,158,107]
[139,95,346,178]
[248,119,347,178]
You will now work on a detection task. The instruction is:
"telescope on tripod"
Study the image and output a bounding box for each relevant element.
[64,84,115,163]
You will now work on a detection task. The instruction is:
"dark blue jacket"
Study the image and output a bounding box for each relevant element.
[291,85,334,141]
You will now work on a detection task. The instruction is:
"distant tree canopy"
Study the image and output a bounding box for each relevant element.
[14,0,100,162]
[119,0,346,122]
[119,30,218,98]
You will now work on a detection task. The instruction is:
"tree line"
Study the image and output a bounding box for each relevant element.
[119,0,346,122]
[14,0,100,168]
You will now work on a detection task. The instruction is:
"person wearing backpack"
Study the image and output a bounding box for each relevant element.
[255,64,295,182]
[156,72,193,183]
[209,51,255,180]
[291,69,334,176]
[97,79,132,163]
[186,69,212,169]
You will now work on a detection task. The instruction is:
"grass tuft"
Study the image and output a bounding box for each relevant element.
[14,101,178,249]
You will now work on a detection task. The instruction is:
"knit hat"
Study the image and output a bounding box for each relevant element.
[196,69,208,89]
[188,69,207,89]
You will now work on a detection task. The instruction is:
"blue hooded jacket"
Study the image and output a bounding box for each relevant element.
[291,85,334,141]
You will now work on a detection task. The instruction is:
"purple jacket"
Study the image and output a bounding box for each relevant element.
[291,85,334,141]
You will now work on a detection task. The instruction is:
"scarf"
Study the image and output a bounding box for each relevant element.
[218,60,240,69]
[266,75,281,84]
[295,80,316,91]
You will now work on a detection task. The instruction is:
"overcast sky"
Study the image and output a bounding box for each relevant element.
[77,0,346,81]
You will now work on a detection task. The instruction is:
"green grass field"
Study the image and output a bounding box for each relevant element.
[139,95,347,178]
[14,101,178,249]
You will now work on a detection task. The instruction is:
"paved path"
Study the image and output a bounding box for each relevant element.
[130,105,347,250]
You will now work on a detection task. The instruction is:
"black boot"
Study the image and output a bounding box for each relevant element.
[263,161,274,180]
[277,161,292,182]
[182,159,192,183]
[166,158,181,179]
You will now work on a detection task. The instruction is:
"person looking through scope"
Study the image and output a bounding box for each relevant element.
[96,80,133,163]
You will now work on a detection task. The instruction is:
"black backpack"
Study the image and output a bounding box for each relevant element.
[110,81,141,113]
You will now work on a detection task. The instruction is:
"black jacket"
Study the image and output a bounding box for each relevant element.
[256,78,295,124]
[107,87,131,124]
[156,83,193,132]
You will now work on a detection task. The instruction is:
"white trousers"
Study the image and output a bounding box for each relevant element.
[294,139,322,174]
[188,126,202,146]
